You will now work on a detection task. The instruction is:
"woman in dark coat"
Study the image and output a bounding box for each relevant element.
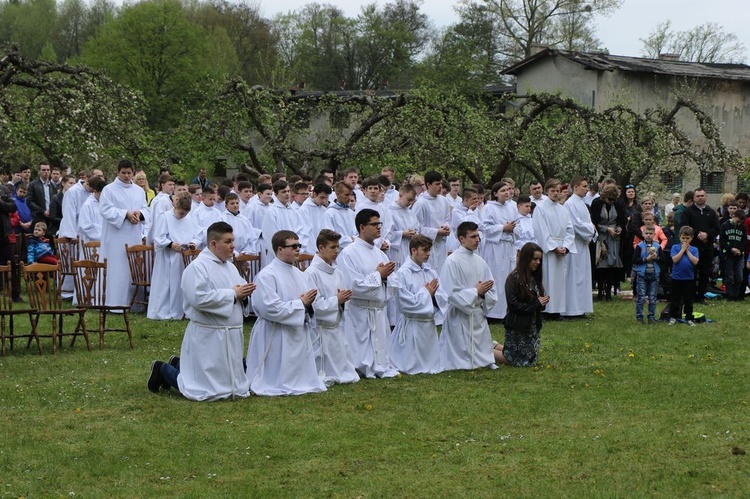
[591,185,627,300]
[493,242,549,367]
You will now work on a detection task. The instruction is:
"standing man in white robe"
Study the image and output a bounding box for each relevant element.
[78,175,105,243]
[99,159,150,308]
[191,186,222,247]
[385,183,419,267]
[261,180,309,264]
[245,230,327,396]
[148,222,255,401]
[307,229,359,386]
[532,178,575,318]
[222,193,261,255]
[147,193,197,320]
[412,171,451,274]
[243,183,273,266]
[563,176,596,318]
[339,208,399,378]
[325,181,357,251]
[480,181,517,320]
[448,187,481,253]
[299,182,332,253]
[438,221,498,371]
[145,173,175,244]
[389,235,443,375]
[356,177,391,251]
[58,173,92,239]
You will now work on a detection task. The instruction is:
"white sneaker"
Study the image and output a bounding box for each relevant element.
[687,320,696,327]
[668,319,676,325]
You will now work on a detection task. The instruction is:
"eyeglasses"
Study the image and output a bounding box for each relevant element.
[625,184,635,189]
[281,243,302,250]
[366,222,383,228]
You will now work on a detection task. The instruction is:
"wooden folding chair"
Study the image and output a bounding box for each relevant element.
[181,247,202,268]
[22,263,89,354]
[53,236,79,296]
[294,253,314,272]
[80,241,101,262]
[233,253,261,283]
[125,244,154,309]
[73,259,134,350]
[0,261,37,356]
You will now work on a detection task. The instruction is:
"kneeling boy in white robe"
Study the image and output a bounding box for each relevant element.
[389,235,443,375]
[245,230,327,396]
[438,221,499,371]
[147,221,255,401]
[307,229,359,386]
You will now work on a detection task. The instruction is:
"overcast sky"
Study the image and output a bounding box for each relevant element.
[258,0,750,63]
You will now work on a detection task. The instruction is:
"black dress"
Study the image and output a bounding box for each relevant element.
[503,272,544,367]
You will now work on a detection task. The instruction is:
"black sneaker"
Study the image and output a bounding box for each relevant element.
[168,355,180,370]
[148,361,165,393]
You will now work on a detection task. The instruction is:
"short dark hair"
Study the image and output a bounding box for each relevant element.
[217,185,230,200]
[257,182,272,193]
[334,181,352,195]
[271,172,286,183]
[457,221,478,239]
[87,175,107,193]
[117,159,134,171]
[355,208,380,233]
[207,221,233,242]
[517,195,531,204]
[683,191,694,202]
[272,180,288,194]
[202,186,215,196]
[409,234,432,252]
[272,230,298,253]
[158,173,174,187]
[174,192,192,211]
[679,226,694,237]
[316,228,341,249]
[234,173,250,183]
[570,176,587,188]
[424,170,442,185]
[313,182,332,195]
[294,181,308,193]
[224,192,239,204]
[237,181,253,192]
[462,187,477,198]
[362,177,380,189]
[188,184,202,194]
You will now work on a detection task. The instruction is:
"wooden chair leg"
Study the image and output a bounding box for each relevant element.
[51,314,58,354]
[99,310,106,349]
[123,310,134,349]
[1,316,5,357]
[78,313,90,351]
[30,314,42,355]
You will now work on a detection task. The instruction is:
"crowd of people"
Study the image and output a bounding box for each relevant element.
[1,161,748,402]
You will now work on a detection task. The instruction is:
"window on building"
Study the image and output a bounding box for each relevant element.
[660,172,683,193]
[700,171,724,194]
[330,108,350,129]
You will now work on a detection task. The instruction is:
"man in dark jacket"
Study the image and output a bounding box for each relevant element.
[678,188,720,303]
[27,162,57,224]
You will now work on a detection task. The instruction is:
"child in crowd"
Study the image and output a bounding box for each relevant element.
[633,212,667,249]
[633,225,661,324]
[513,195,536,253]
[669,226,699,326]
[26,222,58,265]
[720,209,747,301]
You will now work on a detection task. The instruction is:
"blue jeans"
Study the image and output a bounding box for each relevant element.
[635,272,658,320]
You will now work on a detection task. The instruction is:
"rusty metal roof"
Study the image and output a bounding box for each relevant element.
[502,49,750,82]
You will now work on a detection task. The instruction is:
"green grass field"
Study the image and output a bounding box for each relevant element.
[1,296,749,497]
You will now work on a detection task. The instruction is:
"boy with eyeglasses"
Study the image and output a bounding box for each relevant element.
[245,230,326,395]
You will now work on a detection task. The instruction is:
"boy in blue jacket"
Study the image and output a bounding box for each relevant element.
[633,225,661,324]
[27,222,59,265]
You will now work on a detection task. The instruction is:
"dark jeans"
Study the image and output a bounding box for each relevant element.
[670,279,695,321]
[695,247,713,301]
[724,255,744,300]
[160,364,180,391]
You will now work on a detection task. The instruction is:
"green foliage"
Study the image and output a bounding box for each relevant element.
[1,298,749,496]
[81,0,235,129]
